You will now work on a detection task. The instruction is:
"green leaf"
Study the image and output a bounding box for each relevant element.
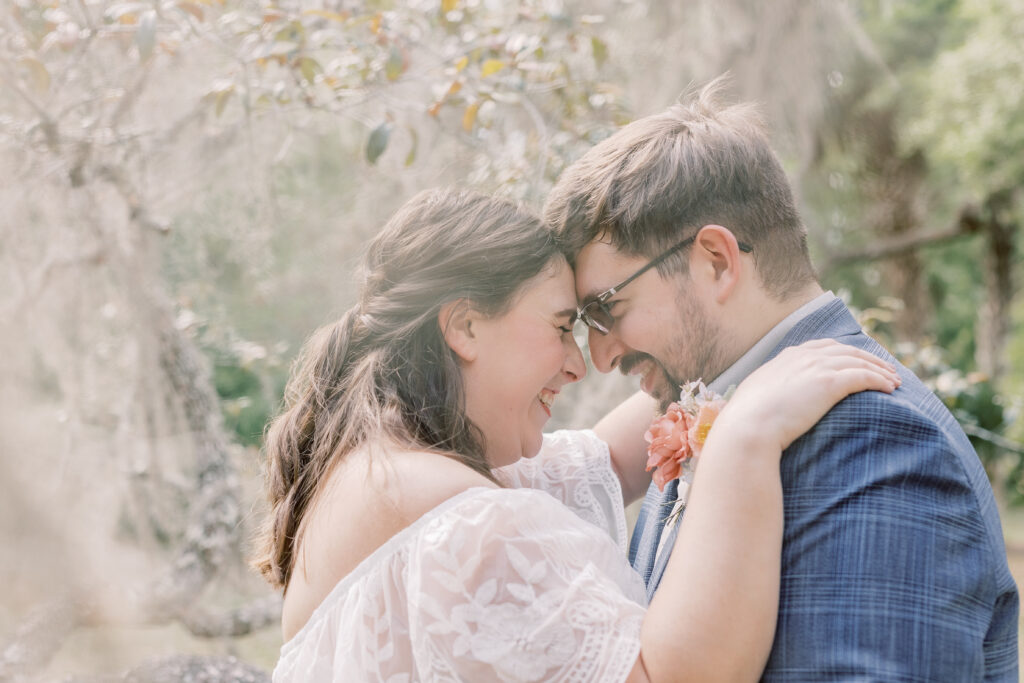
[19,57,50,92]
[591,36,608,66]
[462,101,479,131]
[480,59,505,77]
[404,127,418,166]
[136,10,156,61]
[215,89,232,117]
[299,56,321,84]
[366,121,392,164]
[274,21,305,45]
[385,46,404,81]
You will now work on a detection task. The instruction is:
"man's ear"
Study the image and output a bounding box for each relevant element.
[691,225,745,303]
[439,299,479,362]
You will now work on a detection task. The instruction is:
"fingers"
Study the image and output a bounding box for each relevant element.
[806,352,901,386]
[830,366,900,396]
[784,340,900,384]
[789,343,902,398]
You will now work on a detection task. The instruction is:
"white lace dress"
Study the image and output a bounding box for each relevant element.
[273,429,648,682]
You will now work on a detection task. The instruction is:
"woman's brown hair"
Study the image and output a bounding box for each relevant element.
[253,189,561,590]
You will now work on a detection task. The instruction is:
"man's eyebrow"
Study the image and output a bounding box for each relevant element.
[555,307,578,319]
[577,288,605,305]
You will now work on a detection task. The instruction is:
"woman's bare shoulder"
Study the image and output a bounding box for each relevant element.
[283,447,496,640]
[308,445,496,553]
[383,448,498,520]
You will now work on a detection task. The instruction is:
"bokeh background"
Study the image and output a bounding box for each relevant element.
[2,0,1023,679]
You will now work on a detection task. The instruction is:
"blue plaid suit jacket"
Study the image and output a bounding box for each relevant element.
[629,298,1019,680]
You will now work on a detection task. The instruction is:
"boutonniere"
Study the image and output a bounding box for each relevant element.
[643,380,728,493]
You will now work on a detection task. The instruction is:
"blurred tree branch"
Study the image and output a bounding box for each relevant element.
[821,192,1017,378]
[3,245,105,320]
[820,203,985,274]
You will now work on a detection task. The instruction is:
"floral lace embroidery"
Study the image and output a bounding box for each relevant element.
[274,485,645,683]
[495,429,629,553]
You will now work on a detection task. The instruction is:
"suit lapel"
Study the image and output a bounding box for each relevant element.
[647,507,682,601]
[630,478,679,586]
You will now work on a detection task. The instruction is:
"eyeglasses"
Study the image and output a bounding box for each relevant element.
[576,235,753,335]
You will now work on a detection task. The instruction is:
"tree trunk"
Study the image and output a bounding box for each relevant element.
[860,110,931,342]
[976,190,1018,380]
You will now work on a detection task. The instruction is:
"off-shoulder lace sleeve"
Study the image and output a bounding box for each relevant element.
[407,488,646,682]
[495,429,628,551]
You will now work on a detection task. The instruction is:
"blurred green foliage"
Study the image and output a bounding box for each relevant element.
[212,360,288,448]
[795,0,1024,500]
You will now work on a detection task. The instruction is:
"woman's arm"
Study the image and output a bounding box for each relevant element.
[594,390,659,505]
[627,340,900,682]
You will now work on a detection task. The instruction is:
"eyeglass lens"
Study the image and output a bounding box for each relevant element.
[582,301,614,333]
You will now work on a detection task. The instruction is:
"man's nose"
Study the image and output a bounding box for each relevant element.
[587,327,624,374]
[562,336,587,383]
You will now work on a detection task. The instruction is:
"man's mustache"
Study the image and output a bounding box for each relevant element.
[619,353,657,377]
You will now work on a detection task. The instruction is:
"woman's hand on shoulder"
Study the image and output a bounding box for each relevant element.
[717,339,900,453]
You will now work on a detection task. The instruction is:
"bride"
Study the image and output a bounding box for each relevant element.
[254,189,898,682]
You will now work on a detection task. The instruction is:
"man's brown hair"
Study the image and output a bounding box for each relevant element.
[544,77,817,299]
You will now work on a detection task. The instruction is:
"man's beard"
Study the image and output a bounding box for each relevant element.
[619,353,677,409]
[621,288,728,411]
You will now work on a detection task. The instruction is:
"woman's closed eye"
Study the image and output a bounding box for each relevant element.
[555,308,578,336]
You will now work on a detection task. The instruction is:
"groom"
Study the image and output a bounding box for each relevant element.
[545,82,1019,680]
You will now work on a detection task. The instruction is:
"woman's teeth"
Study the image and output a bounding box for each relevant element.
[538,390,555,410]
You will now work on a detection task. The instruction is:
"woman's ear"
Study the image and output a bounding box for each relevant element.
[439,299,479,362]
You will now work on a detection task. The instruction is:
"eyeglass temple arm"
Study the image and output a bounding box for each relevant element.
[599,237,696,301]
[600,236,752,302]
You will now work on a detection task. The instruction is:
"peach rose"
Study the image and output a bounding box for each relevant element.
[687,399,726,457]
[644,402,693,492]
[651,457,683,492]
